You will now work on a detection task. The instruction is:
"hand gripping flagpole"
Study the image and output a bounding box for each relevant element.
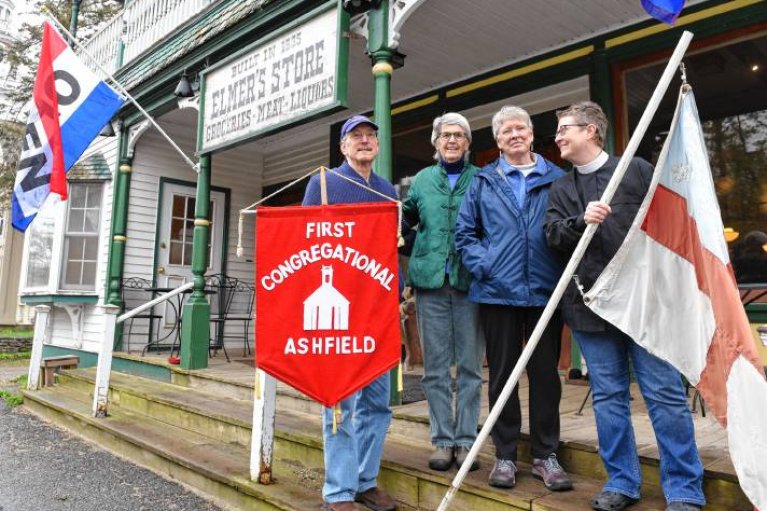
[43,13,200,174]
[436,30,693,511]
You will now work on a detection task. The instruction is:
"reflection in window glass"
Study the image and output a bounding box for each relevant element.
[624,33,767,284]
[25,201,57,288]
[62,183,102,289]
[167,193,216,269]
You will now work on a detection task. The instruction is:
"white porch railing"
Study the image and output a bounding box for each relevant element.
[81,0,219,75]
[25,283,277,484]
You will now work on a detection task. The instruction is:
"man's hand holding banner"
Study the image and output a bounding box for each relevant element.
[255,202,400,407]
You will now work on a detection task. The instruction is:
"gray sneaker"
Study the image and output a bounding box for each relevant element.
[428,446,454,471]
[488,458,516,488]
[455,446,479,471]
[532,454,573,491]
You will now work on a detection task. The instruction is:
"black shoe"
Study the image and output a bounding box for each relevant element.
[428,446,454,471]
[488,458,516,488]
[455,446,479,471]
[591,491,638,511]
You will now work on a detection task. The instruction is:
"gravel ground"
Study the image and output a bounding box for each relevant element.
[0,365,224,511]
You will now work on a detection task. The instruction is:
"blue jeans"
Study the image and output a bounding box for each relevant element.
[573,327,705,506]
[416,284,484,448]
[322,372,392,503]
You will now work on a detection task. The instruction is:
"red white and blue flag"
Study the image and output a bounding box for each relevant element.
[641,0,685,24]
[585,88,767,509]
[12,22,124,232]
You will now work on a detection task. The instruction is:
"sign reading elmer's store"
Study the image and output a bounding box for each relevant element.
[199,5,349,153]
[255,203,400,407]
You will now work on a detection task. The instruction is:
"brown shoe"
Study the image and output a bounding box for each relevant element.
[355,487,396,511]
[322,501,362,511]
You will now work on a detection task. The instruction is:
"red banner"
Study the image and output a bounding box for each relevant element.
[255,203,400,407]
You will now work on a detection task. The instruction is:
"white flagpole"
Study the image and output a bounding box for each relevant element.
[436,30,694,511]
[43,13,200,174]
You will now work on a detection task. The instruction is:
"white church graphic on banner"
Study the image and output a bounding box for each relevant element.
[303,266,350,330]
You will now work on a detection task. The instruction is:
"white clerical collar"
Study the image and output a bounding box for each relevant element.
[576,151,609,174]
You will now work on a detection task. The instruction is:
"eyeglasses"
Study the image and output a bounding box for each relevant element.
[348,131,378,141]
[556,124,588,136]
[439,132,466,141]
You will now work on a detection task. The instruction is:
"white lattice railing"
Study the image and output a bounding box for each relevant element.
[81,14,124,75]
[81,0,218,74]
[122,0,217,64]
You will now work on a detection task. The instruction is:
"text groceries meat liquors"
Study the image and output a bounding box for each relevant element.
[259,221,396,292]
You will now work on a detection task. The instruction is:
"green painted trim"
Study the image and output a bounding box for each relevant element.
[181,153,212,370]
[42,345,97,367]
[335,0,350,108]
[156,177,230,281]
[39,346,173,382]
[747,304,767,323]
[21,295,99,305]
[589,47,615,154]
[112,356,172,382]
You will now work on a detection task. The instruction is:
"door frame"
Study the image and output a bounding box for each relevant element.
[154,177,231,288]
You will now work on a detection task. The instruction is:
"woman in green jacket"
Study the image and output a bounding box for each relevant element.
[401,113,484,472]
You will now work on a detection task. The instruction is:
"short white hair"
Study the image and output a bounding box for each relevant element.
[431,112,472,161]
[491,106,533,139]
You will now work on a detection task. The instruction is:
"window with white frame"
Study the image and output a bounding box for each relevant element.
[21,182,105,293]
[61,183,103,289]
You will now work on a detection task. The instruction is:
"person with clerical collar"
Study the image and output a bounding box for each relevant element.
[545,101,705,511]
[455,106,572,492]
[401,113,484,472]
[303,115,398,511]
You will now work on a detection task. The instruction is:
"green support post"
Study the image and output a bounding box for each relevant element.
[69,0,81,38]
[366,0,400,405]
[181,153,211,370]
[590,47,616,153]
[105,127,130,350]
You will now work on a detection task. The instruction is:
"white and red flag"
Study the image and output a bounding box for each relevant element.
[584,87,767,509]
[12,22,124,232]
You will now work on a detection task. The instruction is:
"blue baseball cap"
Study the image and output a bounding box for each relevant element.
[340,115,378,139]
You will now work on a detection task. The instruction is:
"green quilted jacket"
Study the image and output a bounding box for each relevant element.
[401,162,480,291]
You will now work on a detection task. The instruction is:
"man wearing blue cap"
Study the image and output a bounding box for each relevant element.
[303,115,398,511]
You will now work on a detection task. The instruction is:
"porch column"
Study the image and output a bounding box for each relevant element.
[368,0,393,182]
[106,127,131,350]
[367,0,401,405]
[590,46,616,153]
[180,153,211,370]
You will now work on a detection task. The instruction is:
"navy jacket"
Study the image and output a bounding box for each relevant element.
[455,155,565,306]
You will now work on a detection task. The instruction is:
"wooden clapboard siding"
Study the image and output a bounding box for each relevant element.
[125,115,199,281]
[262,134,329,187]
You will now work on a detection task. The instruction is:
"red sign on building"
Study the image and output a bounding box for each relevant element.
[255,203,400,407]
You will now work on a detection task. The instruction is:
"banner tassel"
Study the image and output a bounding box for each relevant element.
[332,404,342,434]
[236,211,245,258]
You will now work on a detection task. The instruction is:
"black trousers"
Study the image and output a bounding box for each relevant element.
[480,304,562,461]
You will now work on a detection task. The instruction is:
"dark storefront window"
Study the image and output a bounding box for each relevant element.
[623,31,767,284]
